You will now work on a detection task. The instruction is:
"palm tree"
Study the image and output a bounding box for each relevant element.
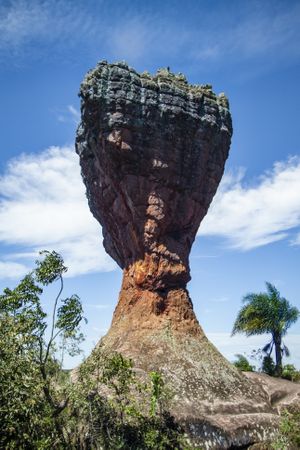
[232,282,299,377]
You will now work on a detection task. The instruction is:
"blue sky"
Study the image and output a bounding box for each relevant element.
[0,0,300,369]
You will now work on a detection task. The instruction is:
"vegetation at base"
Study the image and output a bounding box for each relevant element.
[0,251,188,449]
[232,282,299,377]
[70,349,186,449]
[272,407,300,450]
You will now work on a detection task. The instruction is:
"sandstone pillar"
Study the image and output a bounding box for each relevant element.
[76,62,279,448]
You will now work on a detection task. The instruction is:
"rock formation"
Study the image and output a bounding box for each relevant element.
[75,62,299,448]
[76,62,232,292]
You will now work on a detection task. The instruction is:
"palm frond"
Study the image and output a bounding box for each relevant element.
[262,341,273,355]
[281,343,290,357]
[265,282,280,300]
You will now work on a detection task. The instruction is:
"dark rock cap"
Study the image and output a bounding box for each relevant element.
[76,61,232,290]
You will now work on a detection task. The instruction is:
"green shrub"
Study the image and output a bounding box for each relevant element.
[69,348,187,449]
[261,355,276,376]
[272,407,300,449]
[282,364,300,382]
[233,354,255,372]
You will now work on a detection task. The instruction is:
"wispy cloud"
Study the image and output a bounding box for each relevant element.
[0,146,115,279]
[0,0,103,62]
[67,105,80,123]
[57,105,80,124]
[192,2,300,62]
[0,260,28,279]
[0,0,299,70]
[200,156,300,250]
[92,326,108,333]
[0,0,48,49]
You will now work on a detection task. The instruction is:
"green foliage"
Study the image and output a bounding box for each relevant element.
[0,317,57,449]
[282,364,300,382]
[56,295,85,337]
[71,348,187,449]
[232,282,299,376]
[149,371,164,416]
[0,251,187,449]
[272,407,300,449]
[0,250,85,449]
[35,250,67,285]
[261,355,276,376]
[101,351,134,393]
[233,354,255,372]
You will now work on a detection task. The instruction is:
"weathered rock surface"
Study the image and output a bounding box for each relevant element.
[244,372,300,413]
[76,61,232,291]
[75,61,299,448]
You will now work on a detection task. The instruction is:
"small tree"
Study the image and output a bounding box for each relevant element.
[0,250,86,449]
[232,282,299,376]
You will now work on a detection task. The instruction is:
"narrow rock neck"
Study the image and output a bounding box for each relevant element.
[122,254,190,291]
[110,268,203,338]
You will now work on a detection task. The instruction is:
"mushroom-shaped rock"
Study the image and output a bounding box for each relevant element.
[75,62,288,448]
[76,61,232,291]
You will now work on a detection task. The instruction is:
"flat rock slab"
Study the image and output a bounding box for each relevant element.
[245,372,300,412]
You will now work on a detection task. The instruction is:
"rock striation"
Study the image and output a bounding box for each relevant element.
[75,62,298,448]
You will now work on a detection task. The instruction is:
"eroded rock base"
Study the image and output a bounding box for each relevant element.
[94,272,300,449]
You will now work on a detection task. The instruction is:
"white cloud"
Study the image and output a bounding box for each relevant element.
[1,147,300,280]
[200,156,300,250]
[0,261,29,279]
[0,146,115,279]
[92,326,108,333]
[0,0,47,48]
[207,332,300,369]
